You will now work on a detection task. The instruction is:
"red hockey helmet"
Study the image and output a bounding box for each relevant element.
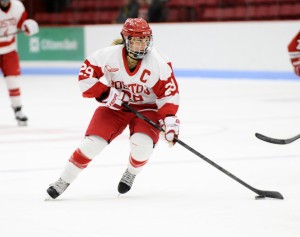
[121,18,153,60]
[121,18,152,38]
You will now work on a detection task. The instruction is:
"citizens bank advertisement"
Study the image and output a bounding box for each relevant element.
[17,27,84,61]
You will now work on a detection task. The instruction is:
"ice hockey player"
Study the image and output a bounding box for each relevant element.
[46,18,180,199]
[0,0,39,126]
[288,30,300,77]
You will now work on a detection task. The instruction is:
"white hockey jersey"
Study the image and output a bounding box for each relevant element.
[0,0,27,54]
[79,45,179,120]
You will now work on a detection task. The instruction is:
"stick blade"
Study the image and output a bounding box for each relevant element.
[256,190,284,200]
[255,133,287,144]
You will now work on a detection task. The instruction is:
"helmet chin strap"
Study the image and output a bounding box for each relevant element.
[128,54,140,61]
[128,51,143,60]
[126,50,141,61]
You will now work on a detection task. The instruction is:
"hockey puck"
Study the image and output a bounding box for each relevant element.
[255,195,266,200]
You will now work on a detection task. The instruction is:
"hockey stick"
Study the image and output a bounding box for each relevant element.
[255,132,300,145]
[0,30,24,38]
[123,103,284,200]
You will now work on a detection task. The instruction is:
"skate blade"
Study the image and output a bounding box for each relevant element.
[17,121,28,126]
[44,194,54,201]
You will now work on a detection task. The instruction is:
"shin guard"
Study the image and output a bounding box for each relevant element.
[128,133,154,174]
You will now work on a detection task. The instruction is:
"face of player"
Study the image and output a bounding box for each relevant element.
[127,36,151,59]
[0,0,10,7]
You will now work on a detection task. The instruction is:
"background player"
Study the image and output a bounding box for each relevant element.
[288,30,300,77]
[0,0,39,126]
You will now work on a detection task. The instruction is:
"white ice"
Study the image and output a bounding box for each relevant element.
[1,75,300,237]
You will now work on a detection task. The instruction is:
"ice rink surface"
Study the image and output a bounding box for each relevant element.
[1,75,300,237]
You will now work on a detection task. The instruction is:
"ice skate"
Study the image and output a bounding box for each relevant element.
[13,106,28,126]
[118,169,136,194]
[47,178,70,199]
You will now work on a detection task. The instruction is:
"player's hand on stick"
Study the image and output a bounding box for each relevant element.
[102,87,129,110]
[21,19,39,36]
[159,116,180,147]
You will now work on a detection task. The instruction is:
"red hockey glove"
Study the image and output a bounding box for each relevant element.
[102,87,129,110]
[159,116,180,147]
[294,64,300,77]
